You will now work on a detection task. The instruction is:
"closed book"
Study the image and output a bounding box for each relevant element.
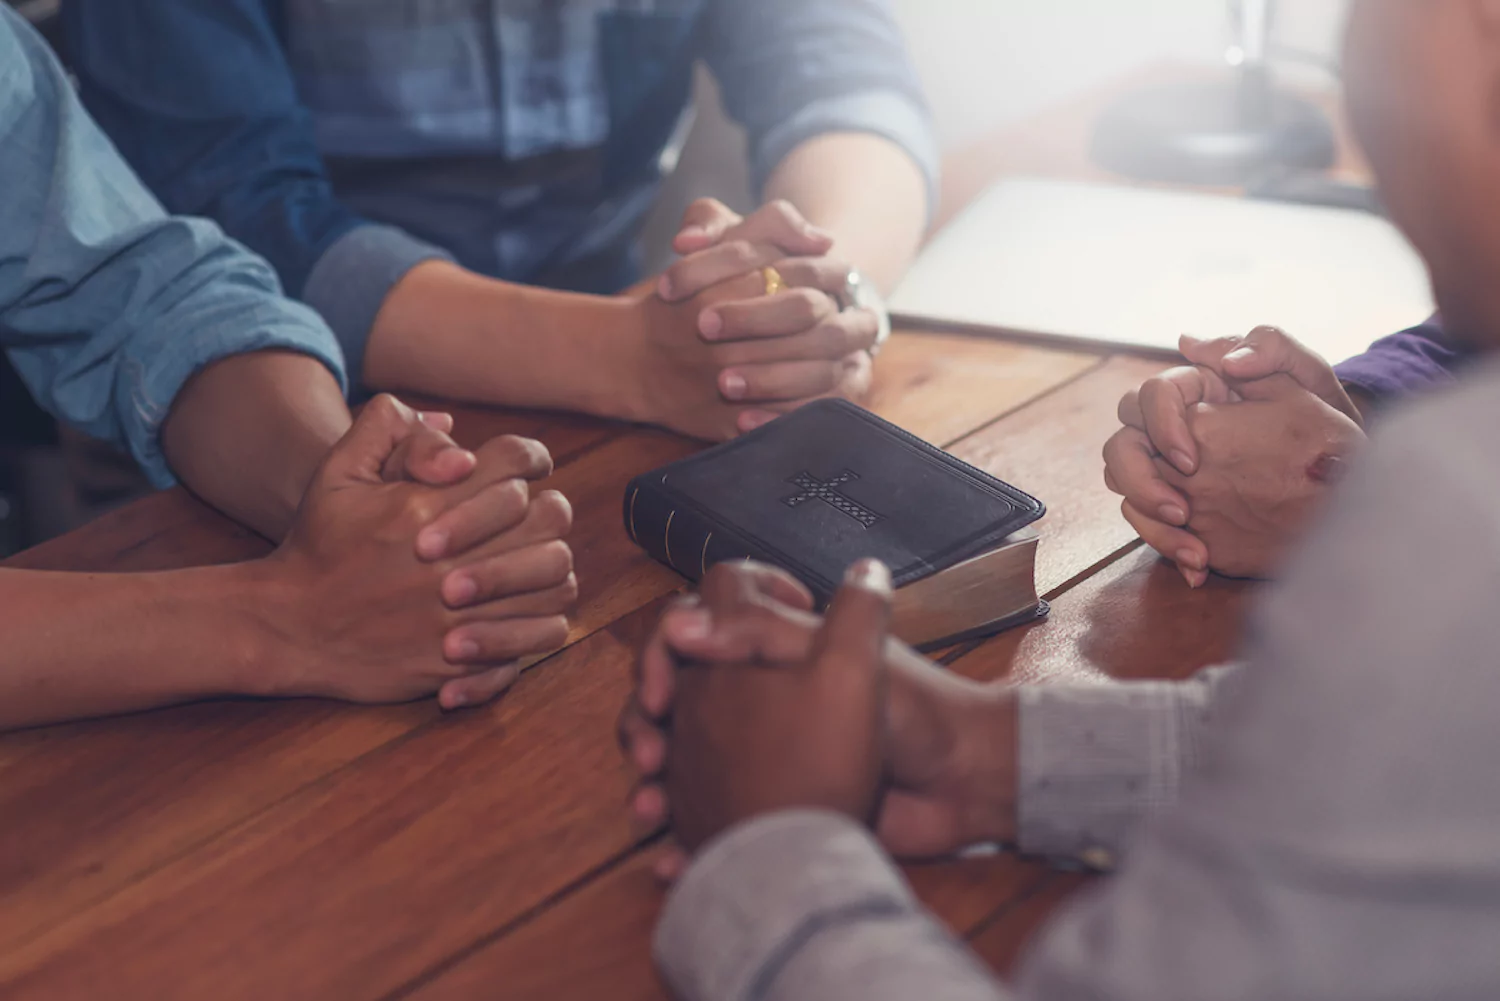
[623,399,1048,649]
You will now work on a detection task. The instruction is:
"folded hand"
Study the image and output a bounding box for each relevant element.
[262,395,576,709]
[1103,327,1367,583]
[628,199,877,440]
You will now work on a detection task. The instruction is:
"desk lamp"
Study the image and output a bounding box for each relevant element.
[1090,0,1337,185]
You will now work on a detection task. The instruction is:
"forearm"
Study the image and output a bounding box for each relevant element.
[161,351,352,542]
[0,562,285,730]
[764,133,928,294]
[1015,666,1236,865]
[1332,315,1465,405]
[361,259,642,418]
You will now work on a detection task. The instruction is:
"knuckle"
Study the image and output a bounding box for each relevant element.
[792,287,827,321]
[532,489,574,536]
[767,199,799,225]
[539,615,571,648]
[728,240,760,271]
[366,393,412,425]
[490,476,531,513]
[843,310,877,349]
[402,492,442,526]
[700,561,744,595]
[485,435,552,478]
[812,360,844,392]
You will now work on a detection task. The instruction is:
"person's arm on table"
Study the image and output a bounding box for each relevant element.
[636,0,934,430]
[0,10,573,727]
[62,0,863,443]
[653,388,1500,999]
[1105,318,1472,584]
[620,561,1238,876]
[1104,327,1370,583]
[1333,313,1468,412]
[699,0,936,292]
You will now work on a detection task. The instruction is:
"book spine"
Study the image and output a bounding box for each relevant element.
[623,475,771,587]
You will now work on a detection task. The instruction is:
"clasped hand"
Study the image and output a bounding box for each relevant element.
[618,560,1018,879]
[1103,326,1368,584]
[262,395,576,710]
[631,198,880,440]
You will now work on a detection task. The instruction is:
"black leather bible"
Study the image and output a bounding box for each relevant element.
[624,399,1048,649]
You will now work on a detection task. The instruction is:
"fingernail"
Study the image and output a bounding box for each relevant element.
[446,691,468,709]
[679,225,705,242]
[1170,450,1196,474]
[807,224,833,242]
[845,558,892,594]
[451,637,480,660]
[1176,548,1205,571]
[1224,348,1255,364]
[699,310,723,339]
[722,371,747,400]
[1159,504,1187,525]
[417,528,449,560]
[443,447,476,468]
[445,574,478,605]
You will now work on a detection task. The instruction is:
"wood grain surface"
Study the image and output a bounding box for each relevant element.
[0,65,1323,1000]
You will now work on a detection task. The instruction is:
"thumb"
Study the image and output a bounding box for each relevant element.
[1178,332,1249,374]
[381,417,478,486]
[674,198,742,254]
[323,394,421,485]
[731,200,834,258]
[810,559,893,684]
[1219,326,1343,399]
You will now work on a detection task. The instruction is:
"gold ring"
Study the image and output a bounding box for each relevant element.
[761,266,786,296]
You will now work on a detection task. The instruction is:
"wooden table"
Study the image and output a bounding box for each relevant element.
[0,71,1335,999]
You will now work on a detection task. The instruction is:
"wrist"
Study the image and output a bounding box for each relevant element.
[885,646,1018,846]
[585,295,656,423]
[1341,381,1377,428]
[215,555,310,699]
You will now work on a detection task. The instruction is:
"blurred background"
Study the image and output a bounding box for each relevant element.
[644,0,1350,264]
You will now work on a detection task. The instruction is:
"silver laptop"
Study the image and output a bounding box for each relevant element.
[889,177,1435,365]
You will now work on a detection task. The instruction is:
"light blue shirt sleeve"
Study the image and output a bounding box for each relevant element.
[700,0,941,217]
[0,7,346,488]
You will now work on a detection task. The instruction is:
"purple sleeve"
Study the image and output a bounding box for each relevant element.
[1333,314,1468,403]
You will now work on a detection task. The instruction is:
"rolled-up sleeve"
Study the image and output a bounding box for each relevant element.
[1016,666,1237,868]
[63,0,453,384]
[0,9,345,488]
[700,0,940,213]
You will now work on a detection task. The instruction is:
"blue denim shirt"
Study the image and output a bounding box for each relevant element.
[0,8,345,488]
[63,0,938,383]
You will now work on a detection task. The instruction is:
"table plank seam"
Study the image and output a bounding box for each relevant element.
[544,426,631,469]
[1,705,465,957]
[379,833,667,1001]
[1041,538,1146,604]
[962,870,1068,943]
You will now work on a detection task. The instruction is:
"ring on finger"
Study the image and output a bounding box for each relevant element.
[761,266,786,297]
